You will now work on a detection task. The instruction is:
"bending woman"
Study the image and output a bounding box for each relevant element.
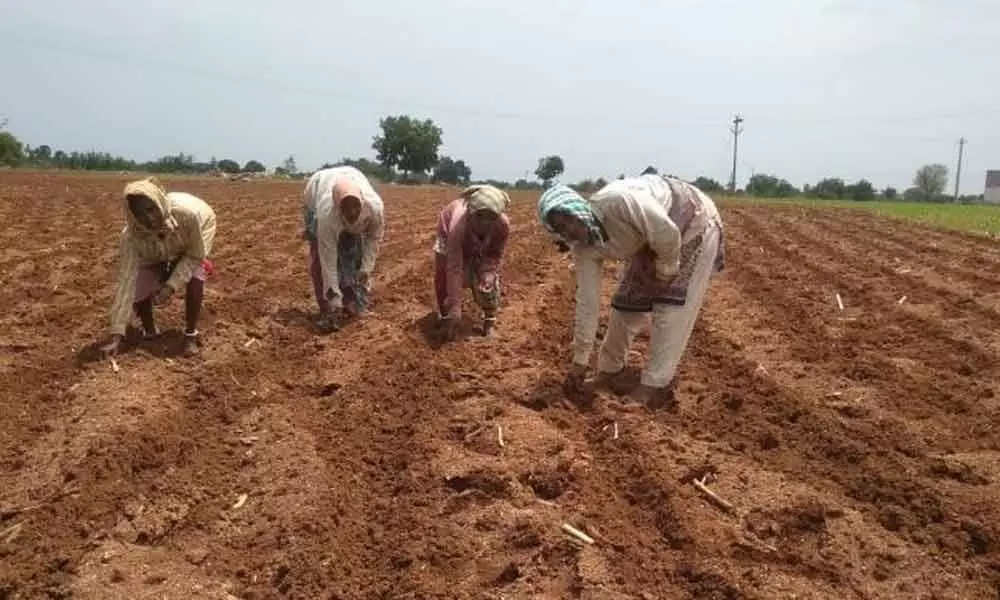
[102,178,216,358]
[302,165,385,331]
[433,184,511,340]
[537,175,724,409]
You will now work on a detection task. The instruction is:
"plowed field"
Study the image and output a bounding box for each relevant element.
[2,171,999,599]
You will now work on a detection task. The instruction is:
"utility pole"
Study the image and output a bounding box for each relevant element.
[954,137,966,202]
[729,114,744,193]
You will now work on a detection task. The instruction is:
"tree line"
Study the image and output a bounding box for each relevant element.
[0,118,983,202]
[740,163,982,203]
[0,133,288,177]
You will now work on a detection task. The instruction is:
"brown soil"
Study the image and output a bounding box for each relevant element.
[1,171,999,599]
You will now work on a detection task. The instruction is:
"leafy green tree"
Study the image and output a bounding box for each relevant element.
[217,159,240,173]
[431,156,471,185]
[746,173,799,198]
[0,131,25,166]
[914,164,948,201]
[372,115,443,180]
[534,155,565,186]
[29,144,52,162]
[692,176,724,193]
[807,177,847,200]
[244,160,266,173]
[847,179,876,201]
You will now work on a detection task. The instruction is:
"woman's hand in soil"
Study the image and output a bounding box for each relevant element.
[317,311,340,333]
[153,285,174,307]
[439,317,459,342]
[564,363,588,394]
[101,335,123,357]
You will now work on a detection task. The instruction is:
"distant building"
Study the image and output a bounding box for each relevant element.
[986,170,1000,204]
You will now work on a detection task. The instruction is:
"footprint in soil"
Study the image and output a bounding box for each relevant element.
[444,470,511,499]
[412,311,484,348]
[519,468,574,501]
[317,383,342,397]
[675,565,747,600]
[506,520,544,549]
[74,329,190,364]
[521,375,596,412]
[271,308,313,329]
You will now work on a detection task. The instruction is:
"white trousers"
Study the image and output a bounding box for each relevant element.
[597,224,721,388]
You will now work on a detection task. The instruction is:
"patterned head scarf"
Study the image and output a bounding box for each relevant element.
[461,184,510,215]
[537,184,605,246]
[123,177,176,233]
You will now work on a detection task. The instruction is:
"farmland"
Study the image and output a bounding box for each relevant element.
[741,196,1000,237]
[2,171,1000,599]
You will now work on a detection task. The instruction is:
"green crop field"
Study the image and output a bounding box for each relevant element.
[724,196,1000,237]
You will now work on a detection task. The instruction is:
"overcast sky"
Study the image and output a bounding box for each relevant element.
[1,0,998,193]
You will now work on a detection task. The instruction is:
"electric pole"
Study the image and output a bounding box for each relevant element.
[954,137,966,202]
[729,114,744,193]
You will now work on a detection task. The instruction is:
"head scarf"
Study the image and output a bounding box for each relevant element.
[537,184,605,246]
[461,184,510,215]
[123,177,175,233]
[332,178,363,205]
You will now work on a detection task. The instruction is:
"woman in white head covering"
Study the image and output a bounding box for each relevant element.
[101,178,217,358]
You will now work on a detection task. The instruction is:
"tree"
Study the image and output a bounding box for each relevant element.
[217,159,240,174]
[534,155,565,186]
[31,144,52,162]
[913,164,948,201]
[0,131,25,166]
[244,160,266,173]
[431,156,472,185]
[372,115,443,180]
[746,173,798,198]
[847,179,876,201]
[883,187,898,200]
[692,176,724,193]
[808,177,847,200]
